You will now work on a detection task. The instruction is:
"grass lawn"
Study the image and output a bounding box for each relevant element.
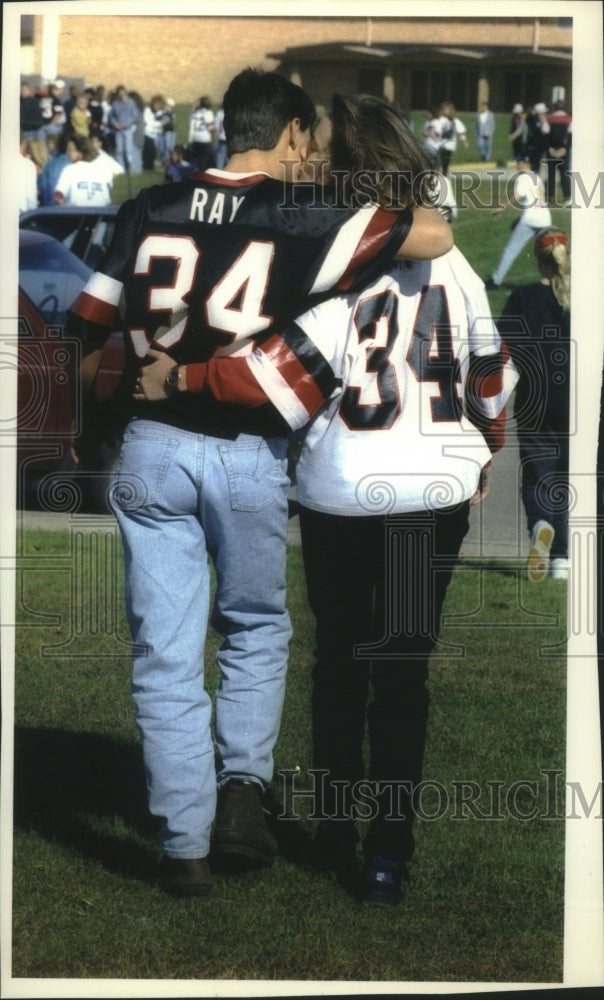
[8,123,573,988]
[11,530,567,984]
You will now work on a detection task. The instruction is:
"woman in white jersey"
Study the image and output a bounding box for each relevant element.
[288,98,514,907]
[187,94,215,171]
[134,94,516,907]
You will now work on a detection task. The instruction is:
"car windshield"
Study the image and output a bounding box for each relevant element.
[20,212,117,268]
[19,237,91,327]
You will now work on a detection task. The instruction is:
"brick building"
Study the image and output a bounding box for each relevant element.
[21,13,572,113]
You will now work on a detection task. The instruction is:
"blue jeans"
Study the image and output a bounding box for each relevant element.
[114,125,135,170]
[476,134,493,161]
[110,418,292,858]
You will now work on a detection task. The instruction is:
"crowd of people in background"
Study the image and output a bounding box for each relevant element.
[19,79,573,213]
[506,99,572,203]
[419,96,572,199]
[18,78,230,210]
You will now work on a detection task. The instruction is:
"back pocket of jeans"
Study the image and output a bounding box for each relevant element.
[111,432,178,510]
[219,438,288,512]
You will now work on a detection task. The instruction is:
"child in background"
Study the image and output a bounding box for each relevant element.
[164,144,196,183]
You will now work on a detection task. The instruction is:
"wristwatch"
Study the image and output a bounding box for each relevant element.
[164,365,183,395]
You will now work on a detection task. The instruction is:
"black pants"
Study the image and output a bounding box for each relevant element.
[142,136,156,171]
[438,148,452,176]
[188,141,214,171]
[545,155,571,201]
[299,501,470,863]
[519,429,569,558]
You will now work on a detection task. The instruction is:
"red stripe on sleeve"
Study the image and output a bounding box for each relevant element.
[184,358,269,407]
[337,210,398,292]
[260,335,327,415]
[70,290,118,328]
[184,334,330,418]
[467,369,503,400]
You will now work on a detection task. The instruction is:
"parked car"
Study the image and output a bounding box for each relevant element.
[18,229,123,512]
[19,205,119,269]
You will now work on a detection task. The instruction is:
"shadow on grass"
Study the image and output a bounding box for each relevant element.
[13,725,160,884]
[13,726,364,900]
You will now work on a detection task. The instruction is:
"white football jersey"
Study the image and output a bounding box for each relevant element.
[248,247,517,515]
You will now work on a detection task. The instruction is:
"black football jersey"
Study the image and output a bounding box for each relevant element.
[70,169,411,435]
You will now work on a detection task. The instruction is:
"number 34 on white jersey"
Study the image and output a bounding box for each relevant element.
[248,247,518,515]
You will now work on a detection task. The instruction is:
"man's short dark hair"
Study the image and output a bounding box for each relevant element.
[223,67,316,155]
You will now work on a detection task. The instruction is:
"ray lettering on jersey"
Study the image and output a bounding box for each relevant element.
[189,188,245,223]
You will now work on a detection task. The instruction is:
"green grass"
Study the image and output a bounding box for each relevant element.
[12,531,566,983]
[109,108,566,207]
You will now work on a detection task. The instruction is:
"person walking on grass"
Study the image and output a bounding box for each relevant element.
[67,69,453,900]
[485,157,551,290]
[497,228,571,582]
[134,95,516,908]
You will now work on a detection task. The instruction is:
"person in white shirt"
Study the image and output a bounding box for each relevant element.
[187,95,215,170]
[421,109,442,165]
[213,106,228,169]
[89,134,125,188]
[54,135,113,207]
[485,158,552,288]
[143,95,165,171]
[475,101,495,162]
[437,101,468,176]
[19,136,39,212]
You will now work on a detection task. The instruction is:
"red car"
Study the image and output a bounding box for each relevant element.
[18,229,123,511]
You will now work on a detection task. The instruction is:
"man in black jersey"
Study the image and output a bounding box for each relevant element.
[69,68,453,897]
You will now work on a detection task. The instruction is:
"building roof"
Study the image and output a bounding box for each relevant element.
[269,42,572,65]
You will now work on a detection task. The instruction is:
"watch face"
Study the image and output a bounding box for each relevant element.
[167,369,179,386]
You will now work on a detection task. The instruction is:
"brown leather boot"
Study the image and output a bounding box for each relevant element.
[212,778,278,869]
[159,856,212,897]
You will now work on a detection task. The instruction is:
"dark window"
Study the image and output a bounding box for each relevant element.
[450,71,467,113]
[21,14,34,45]
[504,71,545,112]
[504,72,523,111]
[412,68,479,112]
[431,71,448,108]
[357,68,383,97]
[411,70,430,111]
[525,73,544,108]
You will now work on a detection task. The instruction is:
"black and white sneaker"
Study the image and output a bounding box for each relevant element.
[361,855,408,908]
